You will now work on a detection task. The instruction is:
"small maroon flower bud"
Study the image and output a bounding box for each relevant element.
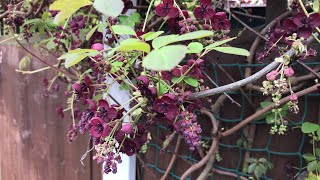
[289,94,298,101]
[284,67,294,77]
[121,123,133,134]
[91,43,104,51]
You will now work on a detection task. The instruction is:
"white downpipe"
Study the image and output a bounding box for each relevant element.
[102,1,137,180]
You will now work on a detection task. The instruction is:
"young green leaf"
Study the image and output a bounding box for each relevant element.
[152,30,213,49]
[313,0,320,13]
[212,47,250,57]
[187,42,203,54]
[59,49,98,68]
[93,0,124,18]
[142,31,165,41]
[184,76,199,87]
[18,55,31,71]
[86,24,100,41]
[176,30,213,41]
[117,42,151,52]
[266,114,275,124]
[157,82,169,96]
[142,45,188,71]
[304,153,317,162]
[205,37,237,50]
[49,0,93,24]
[152,34,179,49]
[302,122,320,134]
[111,25,136,36]
[308,160,318,172]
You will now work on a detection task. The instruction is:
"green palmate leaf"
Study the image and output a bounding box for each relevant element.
[266,114,275,124]
[304,153,317,162]
[64,53,88,68]
[111,25,136,36]
[248,163,257,174]
[187,42,203,54]
[157,82,169,96]
[316,148,320,157]
[119,13,141,26]
[18,55,31,71]
[86,24,100,41]
[142,31,165,41]
[152,30,213,49]
[93,0,124,18]
[49,0,93,24]
[254,166,263,178]
[184,76,199,87]
[308,161,318,172]
[171,77,183,84]
[302,122,320,134]
[142,45,188,71]
[313,0,320,13]
[246,158,257,164]
[212,47,250,57]
[306,172,319,180]
[176,30,213,41]
[59,49,99,68]
[205,37,237,50]
[152,34,179,49]
[117,41,150,52]
[258,164,267,175]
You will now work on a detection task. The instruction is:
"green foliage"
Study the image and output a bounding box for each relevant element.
[142,31,165,41]
[211,47,250,57]
[111,25,137,36]
[18,55,31,71]
[93,0,124,18]
[119,13,142,27]
[187,42,203,54]
[142,45,188,71]
[313,0,320,13]
[245,158,272,179]
[152,30,213,49]
[205,37,237,50]
[184,76,199,87]
[49,0,93,24]
[108,39,151,56]
[86,23,107,41]
[255,102,289,124]
[59,49,99,68]
[302,122,320,134]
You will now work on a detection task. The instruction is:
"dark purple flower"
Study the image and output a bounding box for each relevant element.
[56,106,64,118]
[137,76,157,97]
[155,0,179,18]
[72,76,94,103]
[283,13,320,38]
[89,117,111,138]
[98,99,119,122]
[211,12,231,31]
[153,94,179,121]
[193,0,215,20]
[122,0,133,14]
[167,10,190,33]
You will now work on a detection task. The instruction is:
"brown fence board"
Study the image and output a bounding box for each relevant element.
[0,43,101,180]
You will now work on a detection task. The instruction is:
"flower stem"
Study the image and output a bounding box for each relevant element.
[142,0,155,32]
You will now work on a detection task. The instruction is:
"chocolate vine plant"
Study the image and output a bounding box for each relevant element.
[2,0,320,179]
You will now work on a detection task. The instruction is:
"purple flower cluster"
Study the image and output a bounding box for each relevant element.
[174,111,202,151]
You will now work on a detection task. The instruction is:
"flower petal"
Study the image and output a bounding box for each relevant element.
[90,126,102,138]
[200,0,212,6]
[297,26,312,39]
[283,19,298,34]
[155,4,168,17]
[193,7,204,19]
[309,13,320,28]
[165,104,179,120]
[204,7,215,20]
[168,6,179,18]
[292,13,306,27]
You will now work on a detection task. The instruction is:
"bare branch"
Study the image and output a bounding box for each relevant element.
[190,33,318,99]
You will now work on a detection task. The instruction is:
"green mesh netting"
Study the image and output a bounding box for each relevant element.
[140,62,320,180]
